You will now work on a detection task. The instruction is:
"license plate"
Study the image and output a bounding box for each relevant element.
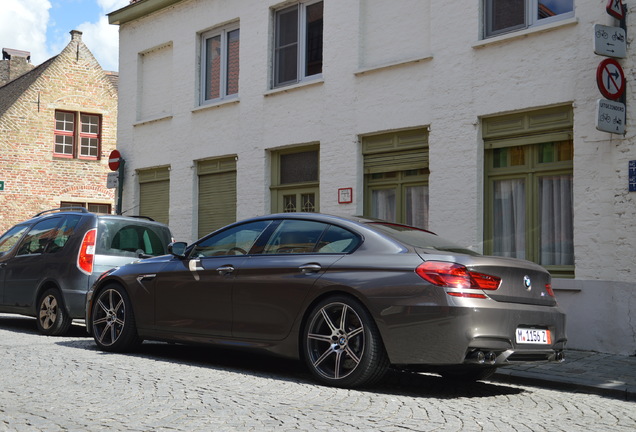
[515,328,551,344]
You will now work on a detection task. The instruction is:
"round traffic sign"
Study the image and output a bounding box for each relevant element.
[108,149,121,171]
[596,58,625,100]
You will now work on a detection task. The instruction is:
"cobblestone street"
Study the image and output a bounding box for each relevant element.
[1,315,634,431]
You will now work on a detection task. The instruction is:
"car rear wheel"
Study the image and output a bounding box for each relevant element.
[91,284,141,352]
[303,295,389,388]
[36,288,72,336]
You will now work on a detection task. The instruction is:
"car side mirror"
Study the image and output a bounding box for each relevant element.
[168,242,188,258]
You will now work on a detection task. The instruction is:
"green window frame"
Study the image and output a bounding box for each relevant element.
[362,129,429,229]
[483,106,574,278]
[270,145,319,213]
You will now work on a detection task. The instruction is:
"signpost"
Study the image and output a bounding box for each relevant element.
[606,0,625,20]
[108,149,125,215]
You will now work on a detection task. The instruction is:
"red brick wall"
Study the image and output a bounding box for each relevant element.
[0,32,117,234]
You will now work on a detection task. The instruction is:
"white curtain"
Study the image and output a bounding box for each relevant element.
[406,185,429,229]
[493,179,526,259]
[539,175,574,265]
[372,189,396,223]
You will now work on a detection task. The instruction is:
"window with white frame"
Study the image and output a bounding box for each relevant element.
[54,110,101,159]
[484,0,574,38]
[273,1,323,88]
[201,24,240,104]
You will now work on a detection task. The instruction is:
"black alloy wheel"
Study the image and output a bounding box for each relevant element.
[91,284,140,352]
[303,295,389,388]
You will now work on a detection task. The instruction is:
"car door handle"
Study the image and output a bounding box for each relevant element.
[216,265,235,275]
[299,264,322,274]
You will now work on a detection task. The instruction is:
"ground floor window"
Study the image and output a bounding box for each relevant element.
[197,156,237,238]
[483,106,574,277]
[137,166,170,225]
[60,201,111,214]
[271,146,319,213]
[362,129,429,229]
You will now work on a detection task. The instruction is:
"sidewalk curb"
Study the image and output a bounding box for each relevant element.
[491,369,636,401]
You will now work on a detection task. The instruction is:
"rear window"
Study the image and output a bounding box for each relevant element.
[367,222,479,256]
[96,219,172,257]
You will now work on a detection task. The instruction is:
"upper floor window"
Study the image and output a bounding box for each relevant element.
[201,25,240,104]
[273,1,323,88]
[54,110,101,160]
[484,0,574,38]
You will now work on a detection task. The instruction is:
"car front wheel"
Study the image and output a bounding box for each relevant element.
[36,288,72,336]
[91,284,140,352]
[303,295,389,388]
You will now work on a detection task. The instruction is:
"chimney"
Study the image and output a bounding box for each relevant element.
[0,48,34,86]
[70,30,83,42]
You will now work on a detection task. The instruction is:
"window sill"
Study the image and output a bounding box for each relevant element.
[264,78,324,97]
[192,98,240,113]
[133,114,173,127]
[473,17,578,49]
[354,54,433,76]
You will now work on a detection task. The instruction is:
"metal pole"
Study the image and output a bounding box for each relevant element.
[116,158,125,215]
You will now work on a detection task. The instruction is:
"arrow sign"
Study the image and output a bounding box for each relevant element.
[606,0,625,20]
[593,24,626,59]
[596,58,625,100]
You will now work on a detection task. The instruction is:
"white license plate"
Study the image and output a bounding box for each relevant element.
[515,328,551,344]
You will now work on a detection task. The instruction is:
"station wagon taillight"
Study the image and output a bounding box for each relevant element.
[77,228,97,275]
[416,261,501,290]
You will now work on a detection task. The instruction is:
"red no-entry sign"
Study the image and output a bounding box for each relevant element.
[596,58,625,100]
[108,150,122,171]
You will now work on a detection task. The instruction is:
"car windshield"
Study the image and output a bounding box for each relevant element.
[0,225,29,256]
[367,222,479,256]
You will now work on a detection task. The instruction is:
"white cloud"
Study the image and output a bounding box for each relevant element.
[0,0,53,64]
[78,16,120,71]
[77,0,128,71]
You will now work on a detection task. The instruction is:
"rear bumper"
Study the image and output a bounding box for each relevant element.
[370,296,567,366]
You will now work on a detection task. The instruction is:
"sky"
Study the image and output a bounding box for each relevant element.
[0,0,129,72]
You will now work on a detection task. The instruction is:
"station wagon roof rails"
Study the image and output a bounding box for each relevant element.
[34,207,89,217]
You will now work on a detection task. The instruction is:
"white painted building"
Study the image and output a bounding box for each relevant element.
[109,0,636,355]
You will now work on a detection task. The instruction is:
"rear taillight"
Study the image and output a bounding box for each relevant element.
[416,261,501,291]
[545,283,555,297]
[77,228,97,275]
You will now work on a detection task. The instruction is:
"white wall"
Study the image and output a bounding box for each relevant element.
[115,0,636,355]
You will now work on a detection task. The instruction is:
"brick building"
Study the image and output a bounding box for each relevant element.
[0,30,117,234]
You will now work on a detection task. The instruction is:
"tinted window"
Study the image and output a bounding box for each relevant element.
[367,222,479,256]
[96,219,172,257]
[17,218,61,255]
[0,225,29,256]
[316,225,359,253]
[263,220,327,254]
[192,220,271,257]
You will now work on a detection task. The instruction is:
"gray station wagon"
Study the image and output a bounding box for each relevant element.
[0,208,173,335]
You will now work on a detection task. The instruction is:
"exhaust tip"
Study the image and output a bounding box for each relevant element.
[485,351,497,364]
[555,351,565,362]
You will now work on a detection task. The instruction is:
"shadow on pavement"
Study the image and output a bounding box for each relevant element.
[56,337,525,398]
[0,314,89,337]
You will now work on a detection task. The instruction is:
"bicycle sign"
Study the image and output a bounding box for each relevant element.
[596,98,626,134]
[594,24,626,58]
